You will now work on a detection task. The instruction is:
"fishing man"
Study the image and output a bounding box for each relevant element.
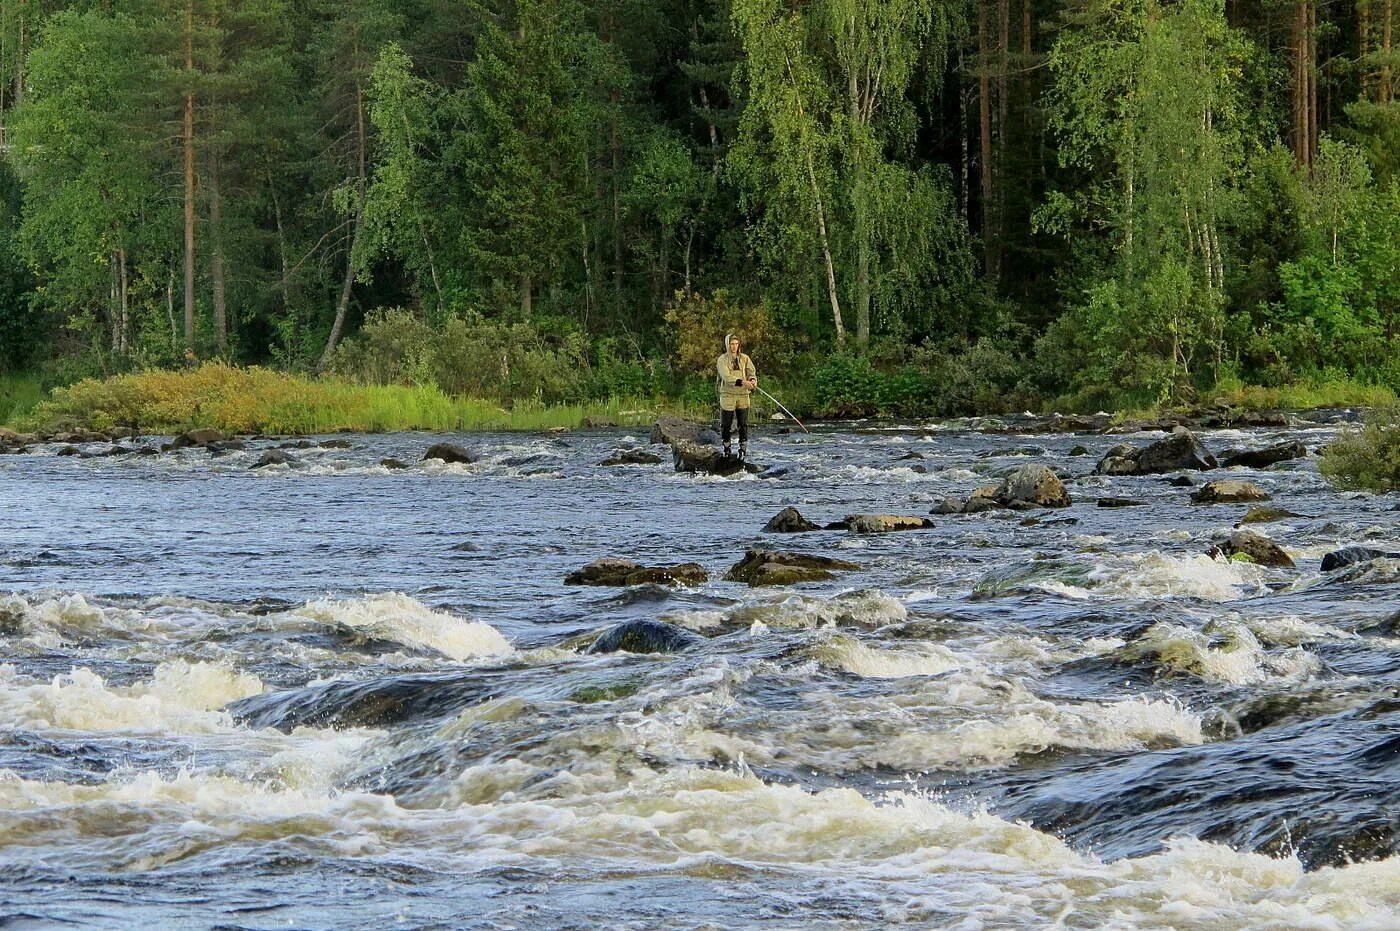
[717,333,757,459]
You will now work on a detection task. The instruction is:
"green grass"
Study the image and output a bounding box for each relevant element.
[1100,374,1397,424]
[0,373,44,426]
[14,363,710,435]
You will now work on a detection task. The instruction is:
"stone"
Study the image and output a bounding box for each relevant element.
[600,448,664,466]
[1209,530,1294,568]
[252,449,298,469]
[379,458,411,470]
[930,497,965,515]
[1096,427,1217,475]
[1239,506,1305,525]
[1168,474,1197,487]
[170,428,231,449]
[565,558,708,587]
[585,619,702,655]
[671,439,757,476]
[724,549,861,586]
[423,442,475,464]
[1191,479,1271,504]
[55,445,80,456]
[1219,441,1308,469]
[844,514,931,533]
[1095,443,1142,476]
[996,463,1071,508]
[1069,445,1092,456]
[650,415,719,446]
[320,439,353,449]
[762,507,821,533]
[1097,497,1146,508]
[1321,546,1400,573]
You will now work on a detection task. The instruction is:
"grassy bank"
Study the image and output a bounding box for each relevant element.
[12,364,707,435]
[0,373,44,424]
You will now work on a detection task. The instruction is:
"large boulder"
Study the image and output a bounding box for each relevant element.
[1209,529,1294,568]
[423,442,475,464]
[671,439,756,476]
[651,416,719,446]
[1191,479,1271,504]
[763,506,821,533]
[565,558,709,587]
[1219,441,1308,469]
[170,428,231,449]
[844,514,931,533]
[1096,427,1217,475]
[996,463,1071,508]
[1321,546,1400,573]
[724,549,861,586]
[585,619,702,655]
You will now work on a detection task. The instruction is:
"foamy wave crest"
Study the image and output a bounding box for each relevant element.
[873,693,1203,771]
[287,593,512,661]
[810,636,963,678]
[1091,553,1276,602]
[723,590,909,631]
[1125,620,1321,684]
[0,661,264,733]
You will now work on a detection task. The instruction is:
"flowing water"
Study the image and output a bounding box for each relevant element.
[2,416,1399,929]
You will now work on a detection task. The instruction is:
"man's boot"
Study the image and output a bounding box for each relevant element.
[739,443,748,460]
[723,444,732,458]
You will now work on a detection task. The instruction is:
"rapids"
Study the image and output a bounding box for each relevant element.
[3,414,1399,928]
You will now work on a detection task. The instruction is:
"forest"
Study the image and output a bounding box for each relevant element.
[0,0,1396,416]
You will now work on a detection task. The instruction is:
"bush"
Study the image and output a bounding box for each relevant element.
[665,290,800,380]
[1320,407,1400,492]
[809,337,1028,418]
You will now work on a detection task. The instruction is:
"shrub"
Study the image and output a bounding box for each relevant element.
[1320,407,1400,492]
[665,290,799,380]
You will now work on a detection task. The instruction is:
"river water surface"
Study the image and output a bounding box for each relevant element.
[3,416,1399,929]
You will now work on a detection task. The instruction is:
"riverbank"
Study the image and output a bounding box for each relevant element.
[5,364,709,435]
[4,363,1396,437]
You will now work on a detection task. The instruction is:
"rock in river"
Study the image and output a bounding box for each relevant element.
[1219,441,1308,469]
[600,448,664,466]
[1191,479,1271,504]
[650,415,719,446]
[585,619,702,655]
[1321,546,1400,572]
[1096,426,1218,475]
[170,428,232,449]
[251,449,299,469]
[423,442,476,464]
[997,463,1072,508]
[725,549,861,586]
[842,514,932,533]
[1209,529,1295,567]
[763,506,821,533]
[671,439,759,476]
[565,558,708,587]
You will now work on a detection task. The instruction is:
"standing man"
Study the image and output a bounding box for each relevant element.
[716,333,757,459]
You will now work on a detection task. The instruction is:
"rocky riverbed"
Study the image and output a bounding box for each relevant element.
[2,411,1398,928]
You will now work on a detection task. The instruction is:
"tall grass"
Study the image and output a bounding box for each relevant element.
[19,364,707,434]
[0,373,44,425]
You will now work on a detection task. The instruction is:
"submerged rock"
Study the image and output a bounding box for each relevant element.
[930,497,965,516]
[1097,497,1146,508]
[251,449,299,469]
[1321,546,1400,572]
[423,442,476,464]
[1219,441,1308,469]
[1191,479,1271,504]
[1239,506,1305,525]
[1096,427,1218,475]
[379,458,411,470]
[600,448,664,466]
[763,506,821,533]
[565,558,708,587]
[230,671,495,731]
[1209,529,1294,567]
[650,415,719,446]
[585,619,701,655]
[725,549,861,586]
[844,514,931,533]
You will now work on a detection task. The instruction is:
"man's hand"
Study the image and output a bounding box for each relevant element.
[746,378,758,389]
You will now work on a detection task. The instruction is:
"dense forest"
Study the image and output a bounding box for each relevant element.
[0,0,1396,414]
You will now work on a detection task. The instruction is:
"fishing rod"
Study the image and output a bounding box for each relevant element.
[754,385,810,434]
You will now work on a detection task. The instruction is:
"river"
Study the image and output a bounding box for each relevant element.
[2,415,1398,929]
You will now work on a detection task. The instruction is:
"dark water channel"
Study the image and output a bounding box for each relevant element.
[2,415,1398,929]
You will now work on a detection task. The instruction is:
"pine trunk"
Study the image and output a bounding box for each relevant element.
[209,147,228,354]
[183,1,197,350]
[977,0,997,279]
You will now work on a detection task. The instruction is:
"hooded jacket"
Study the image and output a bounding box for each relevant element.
[716,333,756,409]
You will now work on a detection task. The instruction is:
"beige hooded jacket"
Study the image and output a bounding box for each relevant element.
[716,334,756,411]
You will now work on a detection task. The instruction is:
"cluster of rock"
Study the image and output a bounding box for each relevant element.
[566,548,861,590]
[932,463,1073,516]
